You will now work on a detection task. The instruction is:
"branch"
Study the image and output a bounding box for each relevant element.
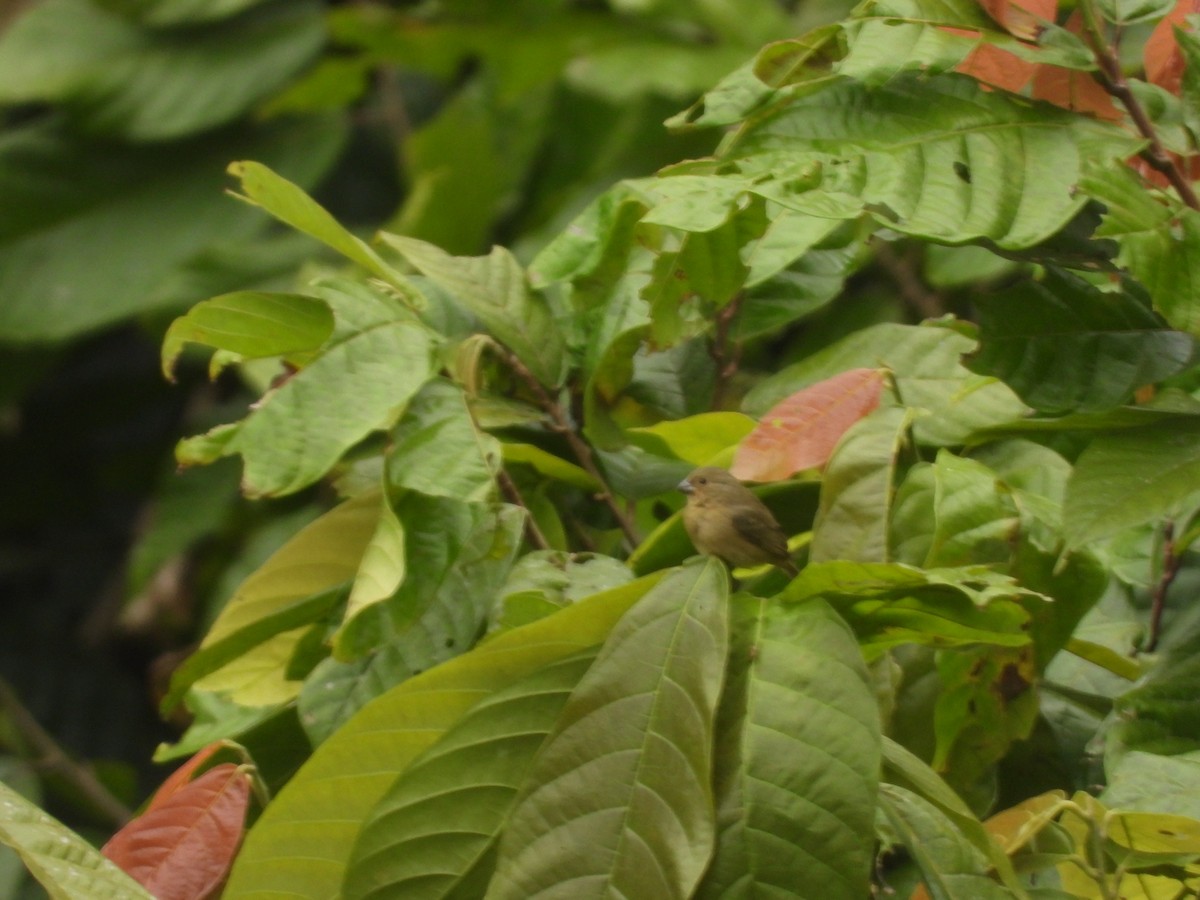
[1144,520,1181,653]
[499,350,642,549]
[709,294,745,409]
[873,240,945,320]
[495,467,553,551]
[0,678,132,828]
[1078,0,1200,211]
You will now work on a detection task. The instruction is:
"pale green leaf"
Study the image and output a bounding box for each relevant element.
[381,234,568,388]
[1064,418,1200,548]
[488,558,729,900]
[0,783,152,900]
[161,291,333,380]
[501,443,601,491]
[340,493,406,645]
[627,412,757,465]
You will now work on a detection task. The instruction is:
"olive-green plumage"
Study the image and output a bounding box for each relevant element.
[678,466,798,577]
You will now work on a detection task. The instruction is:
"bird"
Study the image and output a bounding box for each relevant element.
[678,467,798,578]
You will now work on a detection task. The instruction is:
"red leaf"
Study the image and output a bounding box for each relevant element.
[1146,0,1200,93]
[731,368,885,482]
[145,742,226,813]
[977,0,1058,40]
[102,763,252,900]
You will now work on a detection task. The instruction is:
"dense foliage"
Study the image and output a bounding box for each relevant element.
[5,0,1200,897]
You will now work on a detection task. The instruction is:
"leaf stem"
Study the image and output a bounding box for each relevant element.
[1077,0,1200,210]
[495,468,553,551]
[0,677,133,828]
[1144,519,1180,652]
[872,240,944,320]
[500,350,642,549]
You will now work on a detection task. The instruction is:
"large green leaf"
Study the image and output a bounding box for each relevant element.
[1064,418,1200,548]
[0,0,322,140]
[305,498,524,741]
[811,407,912,563]
[381,234,568,388]
[487,558,729,900]
[966,268,1195,414]
[696,596,880,899]
[222,573,663,898]
[729,72,1139,249]
[0,782,152,900]
[342,651,597,898]
[0,116,343,342]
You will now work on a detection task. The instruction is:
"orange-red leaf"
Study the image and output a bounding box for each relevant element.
[977,0,1057,40]
[1146,0,1200,93]
[1032,64,1122,120]
[102,763,251,900]
[953,37,1039,93]
[731,368,885,482]
[146,742,226,813]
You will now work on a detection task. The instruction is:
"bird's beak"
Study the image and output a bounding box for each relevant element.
[678,479,693,494]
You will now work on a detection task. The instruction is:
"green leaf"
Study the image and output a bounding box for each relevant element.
[0,0,322,140]
[161,291,334,380]
[878,783,1015,900]
[488,558,729,900]
[744,322,1030,447]
[210,288,440,497]
[381,234,568,388]
[0,116,344,342]
[340,493,406,644]
[307,499,525,738]
[934,646,1039,787]
[386,379,501,502]
[811,407,913,563]
[222,573,663,898]
[1064,418,1200,548]
[1103,750,1200,819]
[784,561,1038,657]
[0,782,153,900]
[163,491,379,711]
[627,411,756,464]
[891,452,1020,569]
[966,268,1195,414]
[229,161,407,287]
[732,72,1139,249]
[500,443,601,491]
[1082,163,1200,336]
[342,651,597,898]
[696,596,880,899]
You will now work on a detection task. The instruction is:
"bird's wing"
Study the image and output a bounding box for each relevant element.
[731,506,789,561]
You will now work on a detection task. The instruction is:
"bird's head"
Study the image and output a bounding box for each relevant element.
[678,467,744,499]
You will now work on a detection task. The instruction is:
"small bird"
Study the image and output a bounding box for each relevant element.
[678,467,798,577]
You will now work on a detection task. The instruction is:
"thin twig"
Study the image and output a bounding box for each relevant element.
[500,351,642,549]
[709,294,745,409]
[1077,0,1200,211]
[1144,520,1181,653]
[496,468,553,551]
[873,240,944,320]
[0,678,132,828]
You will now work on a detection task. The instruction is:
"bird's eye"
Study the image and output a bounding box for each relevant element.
[697,477,707,485]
